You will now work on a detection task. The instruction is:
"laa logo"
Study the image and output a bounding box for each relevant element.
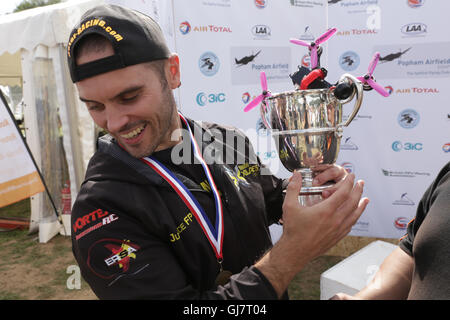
[252,25,271,39]
[401,23,427,36]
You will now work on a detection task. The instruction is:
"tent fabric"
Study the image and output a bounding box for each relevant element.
[0,0,103,56]
[0,52,22,87]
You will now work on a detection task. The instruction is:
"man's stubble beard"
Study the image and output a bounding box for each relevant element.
[127,85,178,159]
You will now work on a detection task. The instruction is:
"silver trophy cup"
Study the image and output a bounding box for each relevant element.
[261,74,363,205]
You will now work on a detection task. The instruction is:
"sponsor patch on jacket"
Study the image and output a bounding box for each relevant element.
[73,209,119,240]
[237,163,260,178]
[87,239,142,280]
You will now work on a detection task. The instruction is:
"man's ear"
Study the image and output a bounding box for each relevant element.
[166,54,181,89]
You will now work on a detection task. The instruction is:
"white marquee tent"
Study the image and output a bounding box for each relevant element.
[0,0,104,242]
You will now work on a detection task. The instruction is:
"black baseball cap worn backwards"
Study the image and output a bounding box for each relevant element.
[67,4,171,83]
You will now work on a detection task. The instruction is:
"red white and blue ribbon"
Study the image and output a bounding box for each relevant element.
[141,113,224,260]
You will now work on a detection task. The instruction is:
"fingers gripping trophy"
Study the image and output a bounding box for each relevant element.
[245,28,390,205]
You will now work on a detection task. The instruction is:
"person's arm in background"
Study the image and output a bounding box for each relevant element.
[331,247,414,300]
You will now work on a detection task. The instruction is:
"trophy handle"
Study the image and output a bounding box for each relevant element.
[335,73,364,128]
[260,100,272,129]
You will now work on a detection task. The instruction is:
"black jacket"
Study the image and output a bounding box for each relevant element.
[71,118,285,299]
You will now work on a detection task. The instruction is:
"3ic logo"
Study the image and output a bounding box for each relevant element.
[196,92,226,107]
[257,150,277,161]
[391,141,423,152]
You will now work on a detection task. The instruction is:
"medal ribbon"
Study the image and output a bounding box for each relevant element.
[141,113,224,260]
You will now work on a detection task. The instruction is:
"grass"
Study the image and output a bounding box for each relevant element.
[288,255,345,299]
[0,198,31,219]
[0,229,96,300]
[0,199,398,300]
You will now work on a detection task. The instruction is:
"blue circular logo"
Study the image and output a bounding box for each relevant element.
[392,141,403,152]
[196,92,207,106]
[198,52,220,77]
[397,109,420,129]
[339,51,360,71]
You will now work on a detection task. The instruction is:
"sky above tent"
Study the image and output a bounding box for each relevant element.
[0,0,23,15]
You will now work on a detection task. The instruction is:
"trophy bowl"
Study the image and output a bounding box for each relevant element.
[262,73,363,204]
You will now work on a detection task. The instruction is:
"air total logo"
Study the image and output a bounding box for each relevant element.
[179,21,232,34]
[196,92,225,107]
[407,0,425,9]
[443,143,450,153]
[337,28,378,36]
[301,54,310,68]
[391,140,423,152]
[391,86,439,94]
[255,0,267,8]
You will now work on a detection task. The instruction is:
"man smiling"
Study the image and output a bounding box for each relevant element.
[68,4,368,300]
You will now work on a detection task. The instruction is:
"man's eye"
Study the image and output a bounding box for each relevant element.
[87,104,103,111]
[122,94,138,102]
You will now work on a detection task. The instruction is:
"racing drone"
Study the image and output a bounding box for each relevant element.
[244,71,271,112]
[290,28,337,70]
[244,27,389,113]
[357,52,390,97]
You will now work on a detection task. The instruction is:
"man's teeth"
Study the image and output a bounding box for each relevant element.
[121,125,145,139]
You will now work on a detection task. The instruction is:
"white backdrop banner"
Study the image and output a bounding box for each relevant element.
[104,0,449,239]
[172,0,327,180]
[327,0,450,238]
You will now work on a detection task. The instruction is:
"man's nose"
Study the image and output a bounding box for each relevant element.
[105,107,129,134]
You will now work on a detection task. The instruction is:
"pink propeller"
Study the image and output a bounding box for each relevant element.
[244,71,272,112]
[290,28,337,69]
[357,52,390,97]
